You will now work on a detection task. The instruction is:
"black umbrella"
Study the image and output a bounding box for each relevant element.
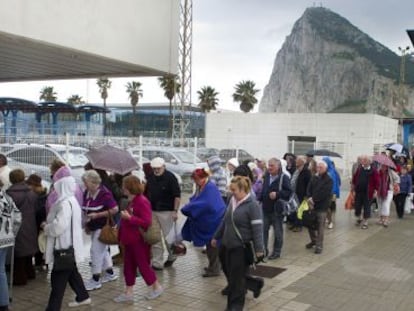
[306,149,342,158]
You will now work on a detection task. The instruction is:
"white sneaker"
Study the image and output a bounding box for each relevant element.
[84,278,102,291]
[113,293,134,303]
[101,272,118,283]
[68,297,91,308]
[145,287,164,300]
[328,222,334,229]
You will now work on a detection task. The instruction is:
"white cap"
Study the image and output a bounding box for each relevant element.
[247,162,257,171]
[227,157,239,168]
[150,157,165,168]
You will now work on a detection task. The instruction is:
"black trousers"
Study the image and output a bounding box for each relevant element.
[394,193,407,219]
[354,191,371,219]
[219,245,263,311]
[45,263,89,311]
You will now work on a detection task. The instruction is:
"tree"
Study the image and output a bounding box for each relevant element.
[96,77,112,136]
[232,80,260,113]
[158,74,181,137]
[39,86,57,102]
[67,94,84,105]
[197,86,219,112]
[125,81,143,137]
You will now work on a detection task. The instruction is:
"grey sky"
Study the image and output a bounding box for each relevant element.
[0,1,413,111]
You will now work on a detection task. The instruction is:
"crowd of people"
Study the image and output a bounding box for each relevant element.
[0,147,411,311]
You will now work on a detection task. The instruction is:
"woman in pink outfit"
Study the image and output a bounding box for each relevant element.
[114,175,163,303]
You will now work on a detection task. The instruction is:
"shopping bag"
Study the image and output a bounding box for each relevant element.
[297,199,309,220]
[345,191,355,210]
[404,194,413,214]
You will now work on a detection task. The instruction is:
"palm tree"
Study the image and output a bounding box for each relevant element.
[158,74,181,137]
[125,81,143,137]
[67,94,84,105]
[232,80,260,113]
[96,77,112,136]
[39,86,57,102]
[39,86,57,125]
[197,86,219,112]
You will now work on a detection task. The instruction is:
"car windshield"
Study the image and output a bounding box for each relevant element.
[173,150,202,163]
[58,150,89,168]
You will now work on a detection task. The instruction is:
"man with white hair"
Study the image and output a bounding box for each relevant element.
[306,160,333,254]
[145,157,181,270]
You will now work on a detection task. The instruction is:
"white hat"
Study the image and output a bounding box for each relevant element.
[227,157,239,168]
[247,162,257,171]
[150,157,165,168]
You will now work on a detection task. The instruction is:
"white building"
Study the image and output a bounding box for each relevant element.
[206,112,398,178]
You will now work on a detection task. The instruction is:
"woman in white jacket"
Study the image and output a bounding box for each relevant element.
[42,176,90,310]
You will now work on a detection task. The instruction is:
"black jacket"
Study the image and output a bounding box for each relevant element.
[259,173,292,214]
[306,173,333,212]
[295,167,312,202]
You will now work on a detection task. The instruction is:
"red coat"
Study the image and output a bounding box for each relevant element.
[118,194,152,245]
[352,166,380,200]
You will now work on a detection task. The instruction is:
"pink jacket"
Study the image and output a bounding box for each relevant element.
[118,194,152,245]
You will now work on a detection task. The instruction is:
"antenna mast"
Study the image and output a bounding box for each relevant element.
[172,0,193,146]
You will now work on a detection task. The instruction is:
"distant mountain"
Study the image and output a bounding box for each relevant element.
[259,7,414,117]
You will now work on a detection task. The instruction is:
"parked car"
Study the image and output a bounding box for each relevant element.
[4,144,88,183]
[219,148,255,165]
[129,147,207,192]
[195,147,220,162]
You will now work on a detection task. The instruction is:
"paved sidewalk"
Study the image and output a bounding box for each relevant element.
[9,192,414,310]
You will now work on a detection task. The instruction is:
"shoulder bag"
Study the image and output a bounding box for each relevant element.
[139,213,162,245]
[230,206,258,268]
[98,211,119,245]
[53,202,76,271]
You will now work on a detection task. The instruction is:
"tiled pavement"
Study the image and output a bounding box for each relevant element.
[9,191,414,310]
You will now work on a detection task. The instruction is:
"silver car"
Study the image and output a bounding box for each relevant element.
[4,144,88,183]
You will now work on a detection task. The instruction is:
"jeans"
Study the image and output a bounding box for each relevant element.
[0,248,9,308]
[354,191,371,219]
[262,210,284,256]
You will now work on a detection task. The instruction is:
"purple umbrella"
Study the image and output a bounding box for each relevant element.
[86,145,139,175]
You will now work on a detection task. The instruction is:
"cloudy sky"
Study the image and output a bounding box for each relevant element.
[0,0,413,111]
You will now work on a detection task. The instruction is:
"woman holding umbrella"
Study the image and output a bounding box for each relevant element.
[377,163,400,227]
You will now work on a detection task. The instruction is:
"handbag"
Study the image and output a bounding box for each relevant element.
[278,174,299,216]
[53,246,76,271]
[344,191,355,210]
[139,213,161,245]
[98,211,119,245]
[53,203,76,271]
[302,209,318,230]
[170,222,187,256]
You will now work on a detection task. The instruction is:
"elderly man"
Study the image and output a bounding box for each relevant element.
[352,155,379,229]
[306,160,333,254]
[145,157,181,270]
[259,158,292,259]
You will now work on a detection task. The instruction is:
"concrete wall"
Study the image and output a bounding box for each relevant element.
[205,112,398,178]
[0,0,179,73]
